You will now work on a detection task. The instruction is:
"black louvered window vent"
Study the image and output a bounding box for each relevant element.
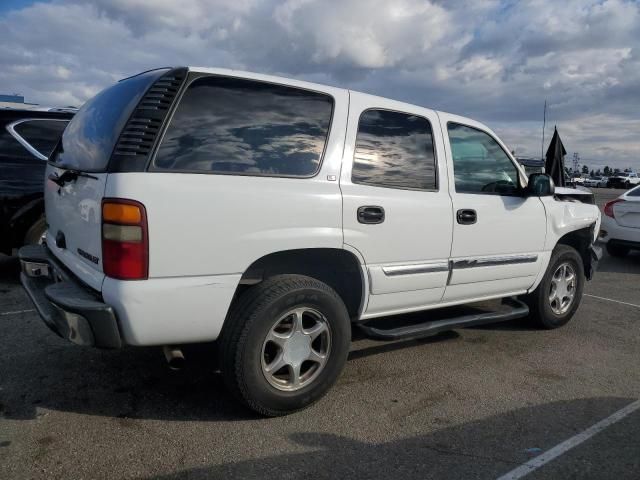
[110,69,185,170]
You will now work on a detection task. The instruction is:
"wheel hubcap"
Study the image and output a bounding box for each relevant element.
[548,262,577,315]
[261,307,331,392]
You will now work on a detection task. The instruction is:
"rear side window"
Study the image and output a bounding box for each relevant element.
[628,186,640,197]
[351,109,437,190]
[12,120,68,159]
[154,76,334,177]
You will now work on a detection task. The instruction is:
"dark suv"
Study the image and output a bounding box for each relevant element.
[0,107,74,254]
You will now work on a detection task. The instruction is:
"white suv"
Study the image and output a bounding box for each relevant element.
[20,67,601,416]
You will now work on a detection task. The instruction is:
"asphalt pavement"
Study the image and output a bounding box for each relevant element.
[0,188,638,479]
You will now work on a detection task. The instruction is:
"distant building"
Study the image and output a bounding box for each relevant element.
[0,94,25,103]
[0,93,76,113]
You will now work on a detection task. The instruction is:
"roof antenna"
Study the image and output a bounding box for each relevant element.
[541,99,547,161]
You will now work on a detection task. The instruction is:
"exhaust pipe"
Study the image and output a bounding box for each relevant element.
[163,345,185,370]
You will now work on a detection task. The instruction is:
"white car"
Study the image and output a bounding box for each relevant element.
[583,177,602,188]
[19,67,601,416]
[600,185,640,257]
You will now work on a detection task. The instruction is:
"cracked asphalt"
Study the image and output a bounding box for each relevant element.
[1,189,638,479]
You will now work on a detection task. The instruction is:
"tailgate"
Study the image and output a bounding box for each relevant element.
[45,164,108,290]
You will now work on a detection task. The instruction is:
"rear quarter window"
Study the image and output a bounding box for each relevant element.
[12,119,68,159]
[153,76,334,177]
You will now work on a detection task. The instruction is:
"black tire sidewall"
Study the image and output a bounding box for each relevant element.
[233,279,350,415]
[536,247,584,328]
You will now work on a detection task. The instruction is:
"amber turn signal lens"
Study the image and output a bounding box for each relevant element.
[103,202,142,224]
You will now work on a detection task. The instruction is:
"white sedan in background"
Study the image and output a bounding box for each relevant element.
[600,185,640,257]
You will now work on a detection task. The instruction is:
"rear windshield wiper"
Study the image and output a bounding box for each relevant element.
[48,169,98,187]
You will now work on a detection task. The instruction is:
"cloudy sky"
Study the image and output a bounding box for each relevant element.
[1,0,638,171]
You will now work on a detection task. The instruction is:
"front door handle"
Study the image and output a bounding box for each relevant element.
[357,206,385,224]
[456,209,477,225]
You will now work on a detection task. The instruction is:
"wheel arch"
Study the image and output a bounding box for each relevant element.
[233,248,367,320]
[555,225,597,280]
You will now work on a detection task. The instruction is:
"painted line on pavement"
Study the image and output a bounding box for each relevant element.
[496,399,640,480]
[0,309,35,316]
[584,294,640,309]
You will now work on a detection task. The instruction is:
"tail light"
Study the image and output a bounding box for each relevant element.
[102,199,148,280]
[604,199,625,218]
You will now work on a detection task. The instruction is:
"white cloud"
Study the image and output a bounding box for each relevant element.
[0,0,638,169]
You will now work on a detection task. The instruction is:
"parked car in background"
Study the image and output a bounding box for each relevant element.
[583,177,600,188]
[516,157,544,178]
[600,185,640,257]
[597,177,609,188]
[0,107,73,254]
[607,172,640,189]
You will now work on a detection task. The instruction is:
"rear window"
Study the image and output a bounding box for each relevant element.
[153,76,334,177]
[12,119,68,159]
[54,68,168,172]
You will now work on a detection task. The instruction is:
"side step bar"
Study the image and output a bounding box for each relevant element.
[357,298,529,341]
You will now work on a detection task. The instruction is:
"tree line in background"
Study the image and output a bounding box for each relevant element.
[564,165,635,178]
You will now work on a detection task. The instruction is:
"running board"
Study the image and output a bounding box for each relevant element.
[357,298,529,341]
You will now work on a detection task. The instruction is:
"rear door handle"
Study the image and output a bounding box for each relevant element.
[456,209,477,225]
[357,206,385,224]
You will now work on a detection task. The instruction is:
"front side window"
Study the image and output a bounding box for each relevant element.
[352,109,436,190]
[13,120,68,159]
[154,76,334,177]
[448,123,520,195]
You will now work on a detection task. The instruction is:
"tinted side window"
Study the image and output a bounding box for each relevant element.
[448,123,520,195]
[154,76,334,176]
[0,129,30,159]
[13,120,68,159]
[628,186,640,197]
[352,109,436,190]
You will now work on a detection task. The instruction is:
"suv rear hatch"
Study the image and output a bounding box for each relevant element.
[45,67,185,291]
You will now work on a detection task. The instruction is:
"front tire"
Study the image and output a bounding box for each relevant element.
[219,274,351,416]
[522,245,584,329]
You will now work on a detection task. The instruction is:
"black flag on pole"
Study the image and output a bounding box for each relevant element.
[545,126,566,187]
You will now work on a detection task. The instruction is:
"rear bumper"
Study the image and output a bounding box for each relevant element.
[18,244,121,348]
[600,216,640,248]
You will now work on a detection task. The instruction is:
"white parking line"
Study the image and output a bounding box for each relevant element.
[0,308,35,316]
[584,294,640,309]
[496,399,640,480]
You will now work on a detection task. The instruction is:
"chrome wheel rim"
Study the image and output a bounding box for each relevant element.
[548,262,577,315]
[261,307,331,392]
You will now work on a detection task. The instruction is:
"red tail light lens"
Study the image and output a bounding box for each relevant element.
[102,199,148,280]
[604,199,625,218]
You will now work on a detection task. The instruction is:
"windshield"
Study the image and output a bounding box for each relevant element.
[53,68,168,172]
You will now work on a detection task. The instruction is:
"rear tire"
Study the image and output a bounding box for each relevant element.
[522,245,584,329]
[606,242,629,258]
[23,216,46,245]
[219,274,351,417]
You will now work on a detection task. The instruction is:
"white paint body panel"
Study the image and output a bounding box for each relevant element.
[437,112,548,299]
[102,274,240,345]
[44,165,106,291]
[341,92,453,316]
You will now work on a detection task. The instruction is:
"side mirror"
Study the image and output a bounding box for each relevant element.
[526,173,555,197]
